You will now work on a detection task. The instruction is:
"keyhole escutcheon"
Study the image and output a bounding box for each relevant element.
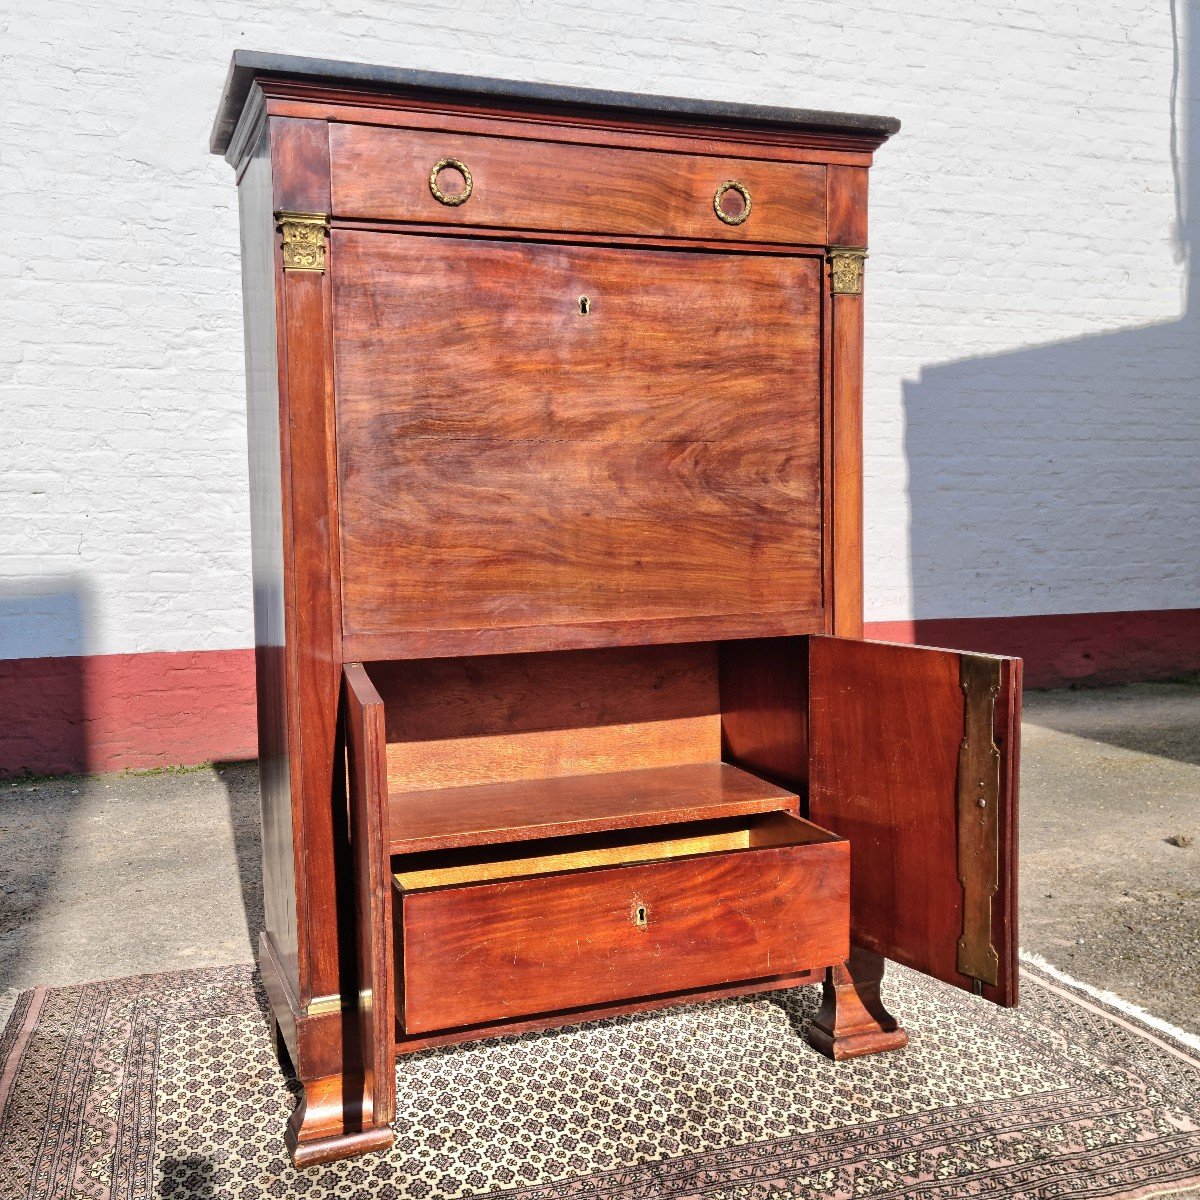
[578,295,591,315]
[632,899,648,929]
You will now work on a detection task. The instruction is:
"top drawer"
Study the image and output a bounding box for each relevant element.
[329,123,828,245]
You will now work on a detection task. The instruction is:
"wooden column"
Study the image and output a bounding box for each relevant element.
[268,117,346,1067]
[828,166,869,639]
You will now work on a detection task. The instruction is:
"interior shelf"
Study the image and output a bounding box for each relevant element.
[387,760,798,855]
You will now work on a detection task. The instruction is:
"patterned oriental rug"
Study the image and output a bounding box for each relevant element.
[1,959,1198,1200]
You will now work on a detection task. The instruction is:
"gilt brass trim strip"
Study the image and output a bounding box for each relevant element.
[276,210,329,272]
[828,246,867,294]
[956,654,1003,987]
[306,993,343,1017]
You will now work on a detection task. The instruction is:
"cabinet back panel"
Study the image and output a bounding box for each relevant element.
[333,232,824,648]
[372,643,721,792]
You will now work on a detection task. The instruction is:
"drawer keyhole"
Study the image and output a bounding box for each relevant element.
[578,295,591,315]
[632,902,648,929]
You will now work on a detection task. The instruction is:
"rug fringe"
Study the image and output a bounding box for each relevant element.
[1020,950,1200,1054]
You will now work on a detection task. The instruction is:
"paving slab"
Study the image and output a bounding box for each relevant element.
[1020,681,1200,1032]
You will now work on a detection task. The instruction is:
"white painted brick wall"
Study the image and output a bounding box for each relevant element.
[1,0,1196,658]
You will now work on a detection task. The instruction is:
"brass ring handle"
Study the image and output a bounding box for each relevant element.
[713,179,752,226]
[429,158,473,206]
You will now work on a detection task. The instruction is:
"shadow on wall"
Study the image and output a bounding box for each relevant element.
[0,581,90,776]
[901,0,1200,670]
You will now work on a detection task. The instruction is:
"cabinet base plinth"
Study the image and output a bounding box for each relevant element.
[807,947,909,1061]
[285,1073,394,1168]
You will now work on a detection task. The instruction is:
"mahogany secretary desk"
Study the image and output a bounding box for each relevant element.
[212,52,1022,1167]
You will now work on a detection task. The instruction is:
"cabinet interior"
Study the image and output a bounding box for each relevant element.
[370,635,818,864]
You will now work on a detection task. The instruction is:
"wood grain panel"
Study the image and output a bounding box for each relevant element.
[827,165,868,247]
[237,120,300,991]
[271,118,344,1007]
[393,969,824,1054]
[807,636,1020,1005]
[343,664,395,1129]
[334,234,824,646]
[830,290,864,637]
[373,643,720,793]
[330,123,827,244]
[387,762,798,853]
[994,656,1023,1007]
[719,636,809,793]
[397,813,849,1032]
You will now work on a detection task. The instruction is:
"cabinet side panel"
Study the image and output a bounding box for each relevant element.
[270,117,342,1007]
[238,125,299,987]
[719,637,809,794]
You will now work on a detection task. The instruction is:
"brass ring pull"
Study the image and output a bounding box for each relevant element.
[429,158,473,206]
[713,179,752,226]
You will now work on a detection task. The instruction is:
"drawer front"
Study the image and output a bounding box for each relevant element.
[330,123,827,245]
[397,830,848,1034]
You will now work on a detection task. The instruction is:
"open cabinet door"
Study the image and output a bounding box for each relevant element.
[342,666,396,1136]
[807,636,1022,1006]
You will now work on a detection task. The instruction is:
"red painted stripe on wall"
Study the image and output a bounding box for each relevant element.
[0,609,1196,778]
[866,608,1200,689]
[0,648,258,778]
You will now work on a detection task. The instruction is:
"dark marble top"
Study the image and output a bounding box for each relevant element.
[210,49,900,157]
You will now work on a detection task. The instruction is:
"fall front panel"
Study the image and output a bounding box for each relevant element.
[332,233,824,651]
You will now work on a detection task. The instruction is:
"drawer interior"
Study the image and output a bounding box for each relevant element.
[393,810,841,891]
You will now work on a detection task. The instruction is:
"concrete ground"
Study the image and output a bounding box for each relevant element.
[1020,681,1199,1030]
[1,681,1198,1037]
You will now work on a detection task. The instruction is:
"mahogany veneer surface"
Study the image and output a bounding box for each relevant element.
[396,812,849,1033]
[387,761,798,854]
[334,234,824,652]
[807,636,1021,1005]
[330,123,829,243]
[373,643,722,793]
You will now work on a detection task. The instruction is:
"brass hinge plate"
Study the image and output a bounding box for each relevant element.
[277,210,329,272]
[956,653,1002,986]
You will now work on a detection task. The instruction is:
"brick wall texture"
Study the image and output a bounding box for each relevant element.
[2,0,1197,664]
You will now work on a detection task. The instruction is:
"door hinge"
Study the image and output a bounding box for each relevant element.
[956,654,1002,987]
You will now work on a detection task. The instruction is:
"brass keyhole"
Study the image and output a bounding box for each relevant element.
[632,902,648,928]
[578,295,591,315]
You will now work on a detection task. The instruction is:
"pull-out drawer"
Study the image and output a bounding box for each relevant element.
[393,811,849,1034]
[330,123,828,244]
